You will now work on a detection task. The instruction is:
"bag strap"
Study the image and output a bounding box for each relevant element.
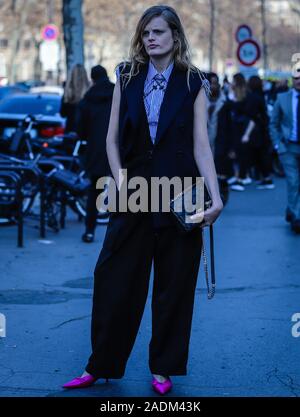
[201,224,216,299]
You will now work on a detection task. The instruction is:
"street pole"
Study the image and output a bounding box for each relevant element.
[47,0,54,23]
[46,0,55,84]
[261,0,268,74]
[62,0,85,73]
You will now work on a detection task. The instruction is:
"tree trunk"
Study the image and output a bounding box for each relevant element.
[208,0,215,71]
[33,38,42,81]
[7,0,34,84]
[261,0,268,72]
[62,0,84,73]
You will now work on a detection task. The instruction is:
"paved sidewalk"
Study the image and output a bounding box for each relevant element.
[0,177,300,397]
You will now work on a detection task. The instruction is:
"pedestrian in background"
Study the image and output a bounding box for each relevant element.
[206,71,232,204]
[269,63,300,234]
[247,75,274,189]
[76,65,114,243]
[228,73,274,191]
[227,73,253,190]
[275,78,289,95]
[60,63,90,133]
[222,74,231,99]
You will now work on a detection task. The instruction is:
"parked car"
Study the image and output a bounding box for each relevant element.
[14,80,45,91]
[0,94,65,142]
[30,85,64,96]
[0,86,28,102]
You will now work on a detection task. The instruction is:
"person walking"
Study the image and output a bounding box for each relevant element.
[62,5,223,395]
[269,63,300,234]
[246,75,274,190]
[206,72,232,204]
[60,63,90,133]
[76,65,114,243]
[228,73,269,191]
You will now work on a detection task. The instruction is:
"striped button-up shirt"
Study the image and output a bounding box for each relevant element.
[116,60,174,144]
[143,60,174,143]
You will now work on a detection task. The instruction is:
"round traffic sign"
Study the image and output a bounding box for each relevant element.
[235,24,252,43]
[237,39,260,66]
[41,24,59,41]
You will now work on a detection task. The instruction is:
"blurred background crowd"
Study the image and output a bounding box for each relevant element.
[0,0,300,245]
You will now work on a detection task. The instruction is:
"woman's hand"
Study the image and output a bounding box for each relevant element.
[190,200,223,227]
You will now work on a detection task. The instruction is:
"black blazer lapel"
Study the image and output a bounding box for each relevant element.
[155,66,189,145]
[122,63,189,144]
[124,63,148,128]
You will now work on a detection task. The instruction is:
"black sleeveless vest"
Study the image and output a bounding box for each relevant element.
[118,63,203,228]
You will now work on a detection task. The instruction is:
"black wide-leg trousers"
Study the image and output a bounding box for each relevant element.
[85,213,203,379]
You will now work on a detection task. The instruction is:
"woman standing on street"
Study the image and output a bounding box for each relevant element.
[60,63,90,133]
[62,5,223,395]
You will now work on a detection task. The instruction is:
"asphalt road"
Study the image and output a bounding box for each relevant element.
[0,176,300,397]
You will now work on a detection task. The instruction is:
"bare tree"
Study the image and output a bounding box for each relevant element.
[289,0,300,16]
[7,0,34,83]
[208,0,216,71]
[260,0,268,72]
[0,0,299,82]
[62,0,84,72]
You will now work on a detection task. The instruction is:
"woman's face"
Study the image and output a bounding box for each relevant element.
[142,16,175,59]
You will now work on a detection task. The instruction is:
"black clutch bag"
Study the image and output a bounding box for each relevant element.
[169,180,212,232]
[169,180,215,299]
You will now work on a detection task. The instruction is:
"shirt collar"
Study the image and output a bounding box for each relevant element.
[147,60,174,82]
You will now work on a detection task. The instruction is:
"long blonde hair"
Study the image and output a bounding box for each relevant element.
[63,64,90,104]
[117,5,210,95]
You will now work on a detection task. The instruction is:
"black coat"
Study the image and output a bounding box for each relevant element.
[60,98,78,133]
[117,62,203,228]
[229,92,269,148]
[76,78,114,177]
[214,99,233,156]
[118,63,202,178]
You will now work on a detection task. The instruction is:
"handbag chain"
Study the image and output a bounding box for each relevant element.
[201,227,215,299]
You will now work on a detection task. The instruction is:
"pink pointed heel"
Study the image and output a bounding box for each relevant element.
[62,375,109,389]
[152,376,173,395]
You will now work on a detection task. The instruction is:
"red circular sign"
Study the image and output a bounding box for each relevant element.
[235,24,252,43]
[41,24,59,41]
[237,39,261,66]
